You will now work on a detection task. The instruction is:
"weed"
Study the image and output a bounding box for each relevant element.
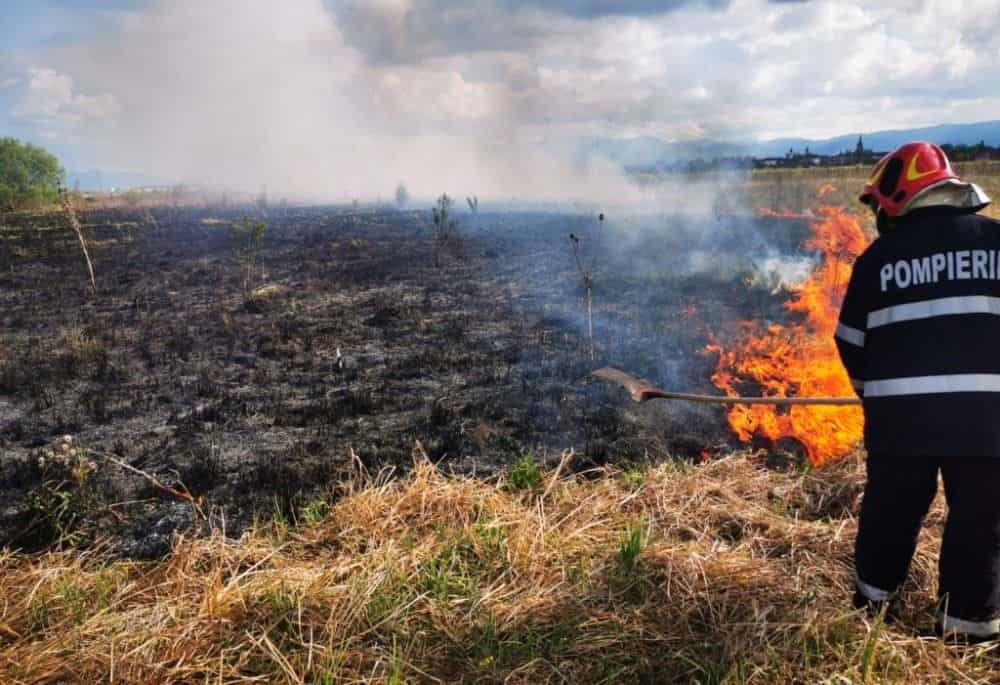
[263,585,301,615]
[364,567,415,627]
[420,541,477,603]
[298,498,329,527]
[431,193,461,268]
[859,610,884,685]
[387,636,406,685]
[26,482,84,547]
[676,648,732,685]
[617,523,644,574]
[231,216,267,297]
[22,437,99,548]
[55,577,89,625]
[620,468,645,489]
[270,495,289,530]
[507,453,543,492]
[474,519,506,558]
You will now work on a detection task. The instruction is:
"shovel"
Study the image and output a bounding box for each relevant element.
[592,367,862,406]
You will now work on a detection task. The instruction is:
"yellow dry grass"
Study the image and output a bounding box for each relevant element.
[2,451,995,684]
[749,161,1000,220]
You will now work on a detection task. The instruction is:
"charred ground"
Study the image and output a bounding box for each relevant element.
[0,204,811,555]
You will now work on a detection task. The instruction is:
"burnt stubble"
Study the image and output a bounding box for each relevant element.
[0,204,806,554]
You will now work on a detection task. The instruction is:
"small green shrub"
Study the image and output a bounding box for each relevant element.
[298,499,329,527]
[27,482,83,547]
[507,454,542,492]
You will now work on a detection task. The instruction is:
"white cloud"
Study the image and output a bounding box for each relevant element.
[14,67,119,124]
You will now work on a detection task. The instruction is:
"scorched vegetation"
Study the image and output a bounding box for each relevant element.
[3,166,1000,682]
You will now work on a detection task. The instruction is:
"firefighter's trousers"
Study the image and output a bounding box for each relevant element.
[855,454,1000,637]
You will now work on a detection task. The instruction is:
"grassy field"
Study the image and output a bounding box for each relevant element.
[3,452,996,684]
[747,161,1000,220]
[5,168,1000,683]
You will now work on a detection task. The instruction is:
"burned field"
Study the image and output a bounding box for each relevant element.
[0,204,813,554]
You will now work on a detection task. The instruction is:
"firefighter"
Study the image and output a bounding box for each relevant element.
[834,141,999,641]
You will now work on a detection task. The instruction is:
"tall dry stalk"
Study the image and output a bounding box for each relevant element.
[142,207,159,234]
[61,190,97,295]
[569,212,604,361]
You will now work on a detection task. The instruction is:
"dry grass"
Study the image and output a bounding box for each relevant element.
[2,450,996,684]
[749,162,1000,220]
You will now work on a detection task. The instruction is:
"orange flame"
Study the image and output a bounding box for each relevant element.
[707,205,870,465]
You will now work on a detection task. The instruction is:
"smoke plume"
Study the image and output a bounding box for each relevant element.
[36,0,653,203]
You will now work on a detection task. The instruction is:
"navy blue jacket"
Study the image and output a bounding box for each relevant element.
[835,209,1000,456]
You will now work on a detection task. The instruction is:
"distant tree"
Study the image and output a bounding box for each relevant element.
[395,183,410,208]
[0,138,64,212]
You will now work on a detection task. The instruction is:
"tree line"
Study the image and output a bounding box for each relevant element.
[0,138,64,213]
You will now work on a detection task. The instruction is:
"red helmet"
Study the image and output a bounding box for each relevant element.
[859,141,968,217]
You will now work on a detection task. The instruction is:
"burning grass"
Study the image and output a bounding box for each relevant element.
[2,450,994,684]
[709,201,868,465]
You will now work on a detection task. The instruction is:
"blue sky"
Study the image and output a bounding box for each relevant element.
[0,0,143,160]
[2,0,142,50]
[2,0,999,197]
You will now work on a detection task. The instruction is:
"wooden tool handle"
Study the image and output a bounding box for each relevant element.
[592,367,862,406]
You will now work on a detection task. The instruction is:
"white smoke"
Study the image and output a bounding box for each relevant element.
[750,252,817,291]
[32,0,650,204]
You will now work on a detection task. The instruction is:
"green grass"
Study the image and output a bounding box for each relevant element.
[617,523,644,574]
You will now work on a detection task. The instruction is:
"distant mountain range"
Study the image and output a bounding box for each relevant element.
[67,120,1000,191]
[584,119,1000,167]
